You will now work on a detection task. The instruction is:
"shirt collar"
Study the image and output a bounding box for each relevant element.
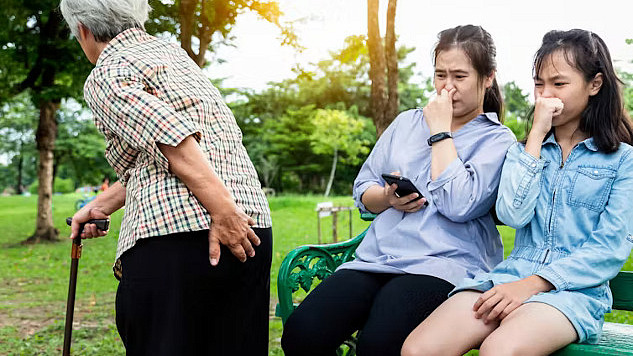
[542,132,598,151]
[579,137,599,151]
[96,27,151,66]
[481,112,501,124]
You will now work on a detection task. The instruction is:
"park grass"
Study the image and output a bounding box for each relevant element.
[0,194,631,355]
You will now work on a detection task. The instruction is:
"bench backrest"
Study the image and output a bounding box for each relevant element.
[611,271,633,311]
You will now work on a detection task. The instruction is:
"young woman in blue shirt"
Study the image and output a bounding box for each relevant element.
[402,29,633,356]
[281,25,515,356]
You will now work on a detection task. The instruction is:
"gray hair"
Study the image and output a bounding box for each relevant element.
[59,0,151,42]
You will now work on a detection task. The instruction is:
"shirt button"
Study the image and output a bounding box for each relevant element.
[531,163,536,167]
[594,170,599,174]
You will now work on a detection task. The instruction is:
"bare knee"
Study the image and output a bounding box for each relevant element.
[479,335,526,356]
[400,336,446,356]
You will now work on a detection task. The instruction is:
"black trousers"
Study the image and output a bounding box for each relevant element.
[281,269,454,356]
[115,228,272,356]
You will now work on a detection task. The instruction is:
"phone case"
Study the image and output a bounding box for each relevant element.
[381,174,425,203]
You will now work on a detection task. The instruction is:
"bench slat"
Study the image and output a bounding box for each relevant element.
[553,322,633,355]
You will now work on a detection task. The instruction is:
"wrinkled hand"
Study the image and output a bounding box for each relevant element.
[208,205,259,266]
[473,276,553,323]
[384,172,427,213]
[423,88,456,135]
[531,96,564,137]
[70,207,110,239]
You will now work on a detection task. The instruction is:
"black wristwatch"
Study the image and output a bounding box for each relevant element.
[427,132,453,146]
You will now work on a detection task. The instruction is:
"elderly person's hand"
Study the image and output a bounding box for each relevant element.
[158,136,263,266]
[69,181,124,239]
[208,205,260,265]
[71,206,110,239]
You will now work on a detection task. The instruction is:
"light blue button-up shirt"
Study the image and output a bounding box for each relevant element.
[338,109,516,286]
[453,137,633,343]
[496,136,633,291]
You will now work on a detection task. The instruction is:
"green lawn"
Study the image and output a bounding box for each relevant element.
[0,194,631,355]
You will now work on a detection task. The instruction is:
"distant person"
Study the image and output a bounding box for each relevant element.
[281,25,516,356]
[99,177,109,192]
[402,29,633,356]
[60,0,273,354]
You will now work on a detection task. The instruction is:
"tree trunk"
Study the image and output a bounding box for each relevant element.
[367,0,388,137]
[16,152,24,194]
[179,0,198,63]
[179,0,209,68]
[324,148,338,197]
[25,100,59,243]
[385,0,399,123]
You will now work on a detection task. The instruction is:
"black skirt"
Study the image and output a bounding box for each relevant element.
[115,228,272,356]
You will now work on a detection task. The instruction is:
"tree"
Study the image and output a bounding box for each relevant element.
[367,0,398,137]
[54,102,112,188]
[227,34,430,194]
[622,39,633,117]
[310,109,370,196]
[0,93,37,194]
[0,1,93,242]
[502,81,531,140]
[147,0,300,67]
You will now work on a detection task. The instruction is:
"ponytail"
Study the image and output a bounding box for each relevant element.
[483,78,504,122]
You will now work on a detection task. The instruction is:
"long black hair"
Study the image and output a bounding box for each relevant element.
[433,25,504,121]
[532,29,633,152]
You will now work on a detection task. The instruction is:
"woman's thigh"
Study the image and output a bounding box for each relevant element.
[281,269,388,355]
[401,291,499,356]
[480,302,577,356]
[357,274,455,356]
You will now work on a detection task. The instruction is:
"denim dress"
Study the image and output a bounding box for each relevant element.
[453,135,633,343]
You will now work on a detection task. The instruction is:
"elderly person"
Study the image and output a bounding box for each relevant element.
[60,0,272,354]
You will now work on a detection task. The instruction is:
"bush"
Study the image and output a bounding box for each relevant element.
[29,182,38,194]
[28,178,75,194]
[54,178,74,194]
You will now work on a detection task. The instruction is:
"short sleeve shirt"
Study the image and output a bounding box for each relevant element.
[84,28,272,259]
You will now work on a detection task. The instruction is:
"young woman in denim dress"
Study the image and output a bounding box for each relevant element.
[402,29,633,356]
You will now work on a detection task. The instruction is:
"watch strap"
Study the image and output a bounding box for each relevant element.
[427,132,453,146]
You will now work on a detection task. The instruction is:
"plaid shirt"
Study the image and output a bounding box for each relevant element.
[84,28,272,259]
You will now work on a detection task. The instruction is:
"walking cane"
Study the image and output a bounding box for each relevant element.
[63,217,110,356]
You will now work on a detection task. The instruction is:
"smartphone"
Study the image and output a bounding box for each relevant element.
[381,173,428,206]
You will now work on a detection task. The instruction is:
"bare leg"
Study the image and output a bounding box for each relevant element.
[479,302,577,356]
[401,291,499,356]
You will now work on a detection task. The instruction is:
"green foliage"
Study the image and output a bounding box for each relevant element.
[502,81,531,140]
[620,43,633,118]
[227,35,430,194]
[0,93,38,191]
[54,177,74,193]
[54,101,113,187]
[0,0,93,103]
[146,0,300,60]
[310,109,370,165]
[28,177,74,194]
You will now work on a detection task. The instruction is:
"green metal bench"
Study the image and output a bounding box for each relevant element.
[276,213,633,355]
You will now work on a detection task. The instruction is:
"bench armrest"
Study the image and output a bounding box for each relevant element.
[276,228,370,324]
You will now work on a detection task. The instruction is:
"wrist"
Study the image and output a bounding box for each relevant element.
[429,127,451,136]
[529,124,550,140]
[209,196,237,219]
[526,275,554,294]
